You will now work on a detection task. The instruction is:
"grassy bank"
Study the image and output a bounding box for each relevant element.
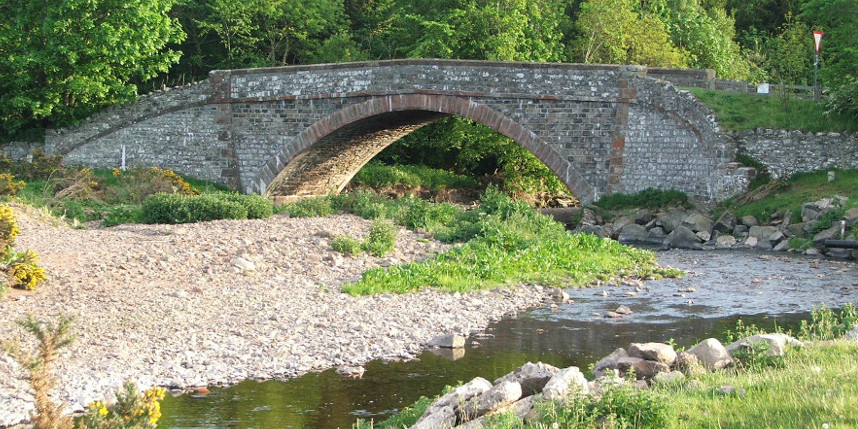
[688,89,858,132]
[284,187,681,295]
[358,305,858,429]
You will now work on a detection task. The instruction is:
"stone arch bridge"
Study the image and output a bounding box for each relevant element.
[45,59,752,204]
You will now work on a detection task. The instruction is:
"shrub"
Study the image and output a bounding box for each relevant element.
[182,194,247,223]
[331,235,363,255]
[538,385,669,429]
[80,382,166,429]
[52,168,99,201]
[106,166,199,204]
[17,149,65,181]
[141,193,189,224]
[362,220,398,257]
[282,196,334,218]
[102,204,144,227]
[6,249,47,290]
[0,204,20,259]
[217,193,273,219]
[799,303,858,341]
[0,173,26,196]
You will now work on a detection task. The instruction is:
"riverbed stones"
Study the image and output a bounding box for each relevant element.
[541,367,589,401]
[428,334,466,349]
[687,338,733,370]
[618,224,648,244]
[411,377,492,429]
[682,212,713,234]
[628,342,677,365]
[713,211,737,234]
[594,348,628,378]
[493,362,559,397]
[727,333,802,357]
[665,225,703,250]
[457,381,522,422]
[616,357,670,379]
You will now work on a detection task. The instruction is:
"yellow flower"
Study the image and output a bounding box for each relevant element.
[99,406,108,416]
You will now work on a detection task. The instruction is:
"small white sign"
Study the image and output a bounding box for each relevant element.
[757,83,770,94]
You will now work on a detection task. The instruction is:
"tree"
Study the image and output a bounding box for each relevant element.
[0,0,185,138]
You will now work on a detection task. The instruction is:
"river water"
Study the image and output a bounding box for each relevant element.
[159,250,857,428]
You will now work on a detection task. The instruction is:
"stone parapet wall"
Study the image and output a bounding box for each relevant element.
[731,129,858,179]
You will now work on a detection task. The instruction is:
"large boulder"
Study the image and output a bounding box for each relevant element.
[713,211,737,234]
[456,395,538,429]
[658,210,687,234]
[411,377,492,429]
[457,381,522,423]
[715,235,737,249]
[494,362,559,397]
[813,224,844,246]
[687,338,733,370]
[593,348,628,378]
[616,357,670,379]
[542,367,589,401]
[682,212,714,235]
[740,215,759,227]
[428,334,466,349]
[727,333,802,357]
[665,225,703,250]
[618,224,649,244]
[628,342,677,365]
[748,226,779,243]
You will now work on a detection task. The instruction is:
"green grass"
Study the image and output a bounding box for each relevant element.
[717,168,858,225]
[285,187,682,295]
[688,88,858,132]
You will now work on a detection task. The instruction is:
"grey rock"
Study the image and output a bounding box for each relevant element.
[594,348,628,374]
[233,257,256,271]
[801,203,823,222]
[618,224,648,244]
[628,342,677,365]
[748,226,779,242]
[773,240,790,252]
[675,352,706,377]
[411,377,492,429]
[845,326,858,342]
[713,211,737,234]
[635,210,653,225]
[733,224,749,237]
[456,395,538,429]
[616,357,670,379]
[727,333,802,357]
[715,235,737,249]
[576,224,607,238]
[615,305,633,315]
[651,371,686,386]
[813,224,843,246]
[612,215,635,233]
[845,207,858,225]
[494,362,559,397]
[716,385,746,397]
[648,226,666,238]
[687,338,733,370]
[458,381,523,422]
[542,367,589,401]
[658,210,687,234]
[696,231,711,242]
[428,334,466,349]
[682,212,713,234]
[665,225,703,250]
[740,215,759,227]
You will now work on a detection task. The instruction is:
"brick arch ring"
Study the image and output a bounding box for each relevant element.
[252,93,596,203]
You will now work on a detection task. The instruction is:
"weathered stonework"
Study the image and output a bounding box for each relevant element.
[732,129,858,179]
[43,59,750,204]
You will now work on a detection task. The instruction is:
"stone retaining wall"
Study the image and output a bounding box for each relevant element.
[731,129,858,179]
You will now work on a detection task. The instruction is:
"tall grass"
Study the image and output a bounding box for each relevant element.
[689,89,858,132]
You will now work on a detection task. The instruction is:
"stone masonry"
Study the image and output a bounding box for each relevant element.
[731,129,858,180]
[44,59,751,204]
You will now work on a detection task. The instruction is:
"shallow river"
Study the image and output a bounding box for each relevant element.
[159,250,857,428]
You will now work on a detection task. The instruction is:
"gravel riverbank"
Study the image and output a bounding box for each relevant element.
[0,207,551,427]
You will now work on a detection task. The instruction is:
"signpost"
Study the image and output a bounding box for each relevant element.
[813,30,823,100]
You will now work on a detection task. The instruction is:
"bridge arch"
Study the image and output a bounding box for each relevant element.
[256,94,595,202]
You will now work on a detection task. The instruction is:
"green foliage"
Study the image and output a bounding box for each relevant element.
[537,385,670,429]
[351,162,479,192]
[0,204,20,259]
[799,303,858,341]
[281,196,335,218]
[595,188,691,211]
[331,235,363,255]
[810,208,846,235]
[216,193,274,219]
[6,249,47,291]
[730,339,785,371]
[689,88,858,132]
[0,0,184,137]
[0,173,26,197]
[362,219,398,257]
[141,193,248,224]
[80,381,166,429]
[353,395,436,429]
[799,0,858,91]
[826,76,858,118]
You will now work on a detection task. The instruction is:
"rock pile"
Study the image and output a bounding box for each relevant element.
[409,334,802,428]
[567,196,858,260]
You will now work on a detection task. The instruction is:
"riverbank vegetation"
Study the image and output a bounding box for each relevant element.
[357,304,858,429]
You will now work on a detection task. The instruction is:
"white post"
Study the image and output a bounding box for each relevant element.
[121,145,127,171]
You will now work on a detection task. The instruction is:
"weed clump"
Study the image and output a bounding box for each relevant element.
[363,220,398,257]
[0,205,47,292]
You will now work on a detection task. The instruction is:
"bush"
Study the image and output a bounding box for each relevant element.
[362,220,398,257]
[799,303,858,341]
[331,235,363,255]
[282,196,334,218]
[80,382,166,429]
[6,249,47,290]
[217,193,273,219]
[0,173,26,196]
[106,167,198,204]
[141,193,188,224]
[182,194,247,223]
[0,204,20,259]
[17,149,65,181]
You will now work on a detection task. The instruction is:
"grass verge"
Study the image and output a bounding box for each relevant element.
[688,88,858,132]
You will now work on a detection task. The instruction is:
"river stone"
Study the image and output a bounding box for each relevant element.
[773,240,790,252]
[618,224,648,244]
[494,362,559,397]
[713,211,737,234]
[845,207,858,225]
[456,395,538,429]
[744,236,759,248]
[628,342,677,365]
[233,257,255,271]
[813,224,843,246]
[648,226,666,238]
[615,305,633,315]
[658,210,687,234]
[411,377,492,429]
[682,212,713,234]
[652,371,686,386]
[612,215,635,233]
[457,380,522,422]
[740,215,759,227]
[542,367,589,401]
[748,226,779,242]
[802,203,823,222]
[733,224,749,238]
[696,231,711,242]
[675,352,705,376]
[577,224,607,238]
[428,334,466,349]
[616,357,670,379]
[594,348,628,376]
[715,235,737,249]
[727,333,802,357]
[665,225,703,250]
[635,210,653,225]
[687,338,733,370]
